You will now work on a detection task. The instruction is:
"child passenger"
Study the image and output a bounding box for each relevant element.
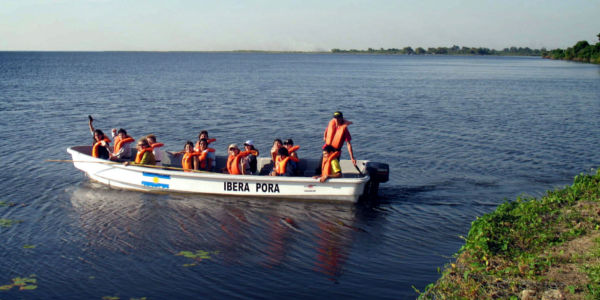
[181,141,201,172]
[88,115,111,159]
[270,147,293,177]
[283,139,300,174]
[225,144,257,175]
[195,138,215,171]
[243,140,259,174]
[195,131,217,170]
[146,134,164,166]
[313,145,341,182]
[111,128,135,161]
[270,139,283,163]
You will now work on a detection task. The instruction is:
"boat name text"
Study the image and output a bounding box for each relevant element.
[223,181,280,193]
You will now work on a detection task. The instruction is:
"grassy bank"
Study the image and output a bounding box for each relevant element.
[419,170,600,299]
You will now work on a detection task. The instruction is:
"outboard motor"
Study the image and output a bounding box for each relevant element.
[366,162,389,183]
[363,162,389,198]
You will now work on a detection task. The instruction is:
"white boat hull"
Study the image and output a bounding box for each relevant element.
[67,146,371,202]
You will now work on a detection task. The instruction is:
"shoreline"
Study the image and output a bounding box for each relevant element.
[419,170,600,299]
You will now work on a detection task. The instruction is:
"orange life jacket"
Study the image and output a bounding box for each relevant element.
[182,149,214,171]
[114,136,135,153]
[321,151,341,177]
[182,152,199,171]
[227,150,256,175]
[324,119,348,150]
[275,156,291,175]
[150,142,164,149]
[287,145,300,162]
[92,137,111,158]
[198,148,215,169]
[135,148,149,164]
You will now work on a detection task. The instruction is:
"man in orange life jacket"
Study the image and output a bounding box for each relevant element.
[323,111,356,166]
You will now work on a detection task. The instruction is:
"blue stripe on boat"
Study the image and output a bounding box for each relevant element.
[142,181,169,189]
[142,172,170,180]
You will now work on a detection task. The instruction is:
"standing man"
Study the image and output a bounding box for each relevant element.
[323,111,356,166]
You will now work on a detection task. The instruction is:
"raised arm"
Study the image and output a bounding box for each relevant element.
[88,116,95,135]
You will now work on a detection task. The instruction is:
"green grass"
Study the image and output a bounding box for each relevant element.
[420,170,600,299]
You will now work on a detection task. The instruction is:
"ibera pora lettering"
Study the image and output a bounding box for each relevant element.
[224,181,280,193]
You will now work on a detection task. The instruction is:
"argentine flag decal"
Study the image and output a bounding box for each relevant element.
[142,172,170,189]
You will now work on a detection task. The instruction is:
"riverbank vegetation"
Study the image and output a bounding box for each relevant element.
[542,34,600,64]
[331,46,543,56]
[419,170,600,299]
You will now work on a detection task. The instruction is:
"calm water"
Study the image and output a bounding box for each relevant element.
[1,52,599,299]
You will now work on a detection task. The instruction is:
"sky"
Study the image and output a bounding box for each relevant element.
[1,0,599,51]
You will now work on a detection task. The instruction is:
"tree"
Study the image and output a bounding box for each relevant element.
[597,33,600,42]
[403,47,414,55]
[573,40,590,54]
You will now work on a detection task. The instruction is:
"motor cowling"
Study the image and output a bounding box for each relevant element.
[366,162,389,183]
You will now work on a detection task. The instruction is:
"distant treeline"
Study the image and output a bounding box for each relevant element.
[542,34,600,64]
[331,46,543,56]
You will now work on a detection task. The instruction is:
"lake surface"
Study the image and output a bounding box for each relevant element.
[1,52,599,299]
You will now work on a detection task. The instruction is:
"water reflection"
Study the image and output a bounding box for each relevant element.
[69,183,368,282]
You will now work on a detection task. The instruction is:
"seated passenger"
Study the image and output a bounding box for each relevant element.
[146,134,164,166]
[270,138,283,163]
[181,141,204,172]
[270,147,293,177]
[195,131,217,170]
[110,128,135,161]
[243,140,259,174]
[313,145,341,182]
[283,138,300,174]
[225,144,257,175]
[194,138,215,171]
[127,139,156,166]
[195,130,217,150]
[88,116,111,159]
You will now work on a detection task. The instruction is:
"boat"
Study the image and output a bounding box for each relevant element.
[67,146,389,202]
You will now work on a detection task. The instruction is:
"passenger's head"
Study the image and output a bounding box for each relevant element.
[273,139,283,148]
[199,130,209,140]
[137,139,150,150]
[146,134,157,143]
[283,139,294,148]
[184,141,194,152]
[94,129,105,141]
[117,128,127,138]
[333,111,343,120]
[244,140,255,150]
[228,143,240,155]
[277,147,289,157]
[199,138,208,149]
